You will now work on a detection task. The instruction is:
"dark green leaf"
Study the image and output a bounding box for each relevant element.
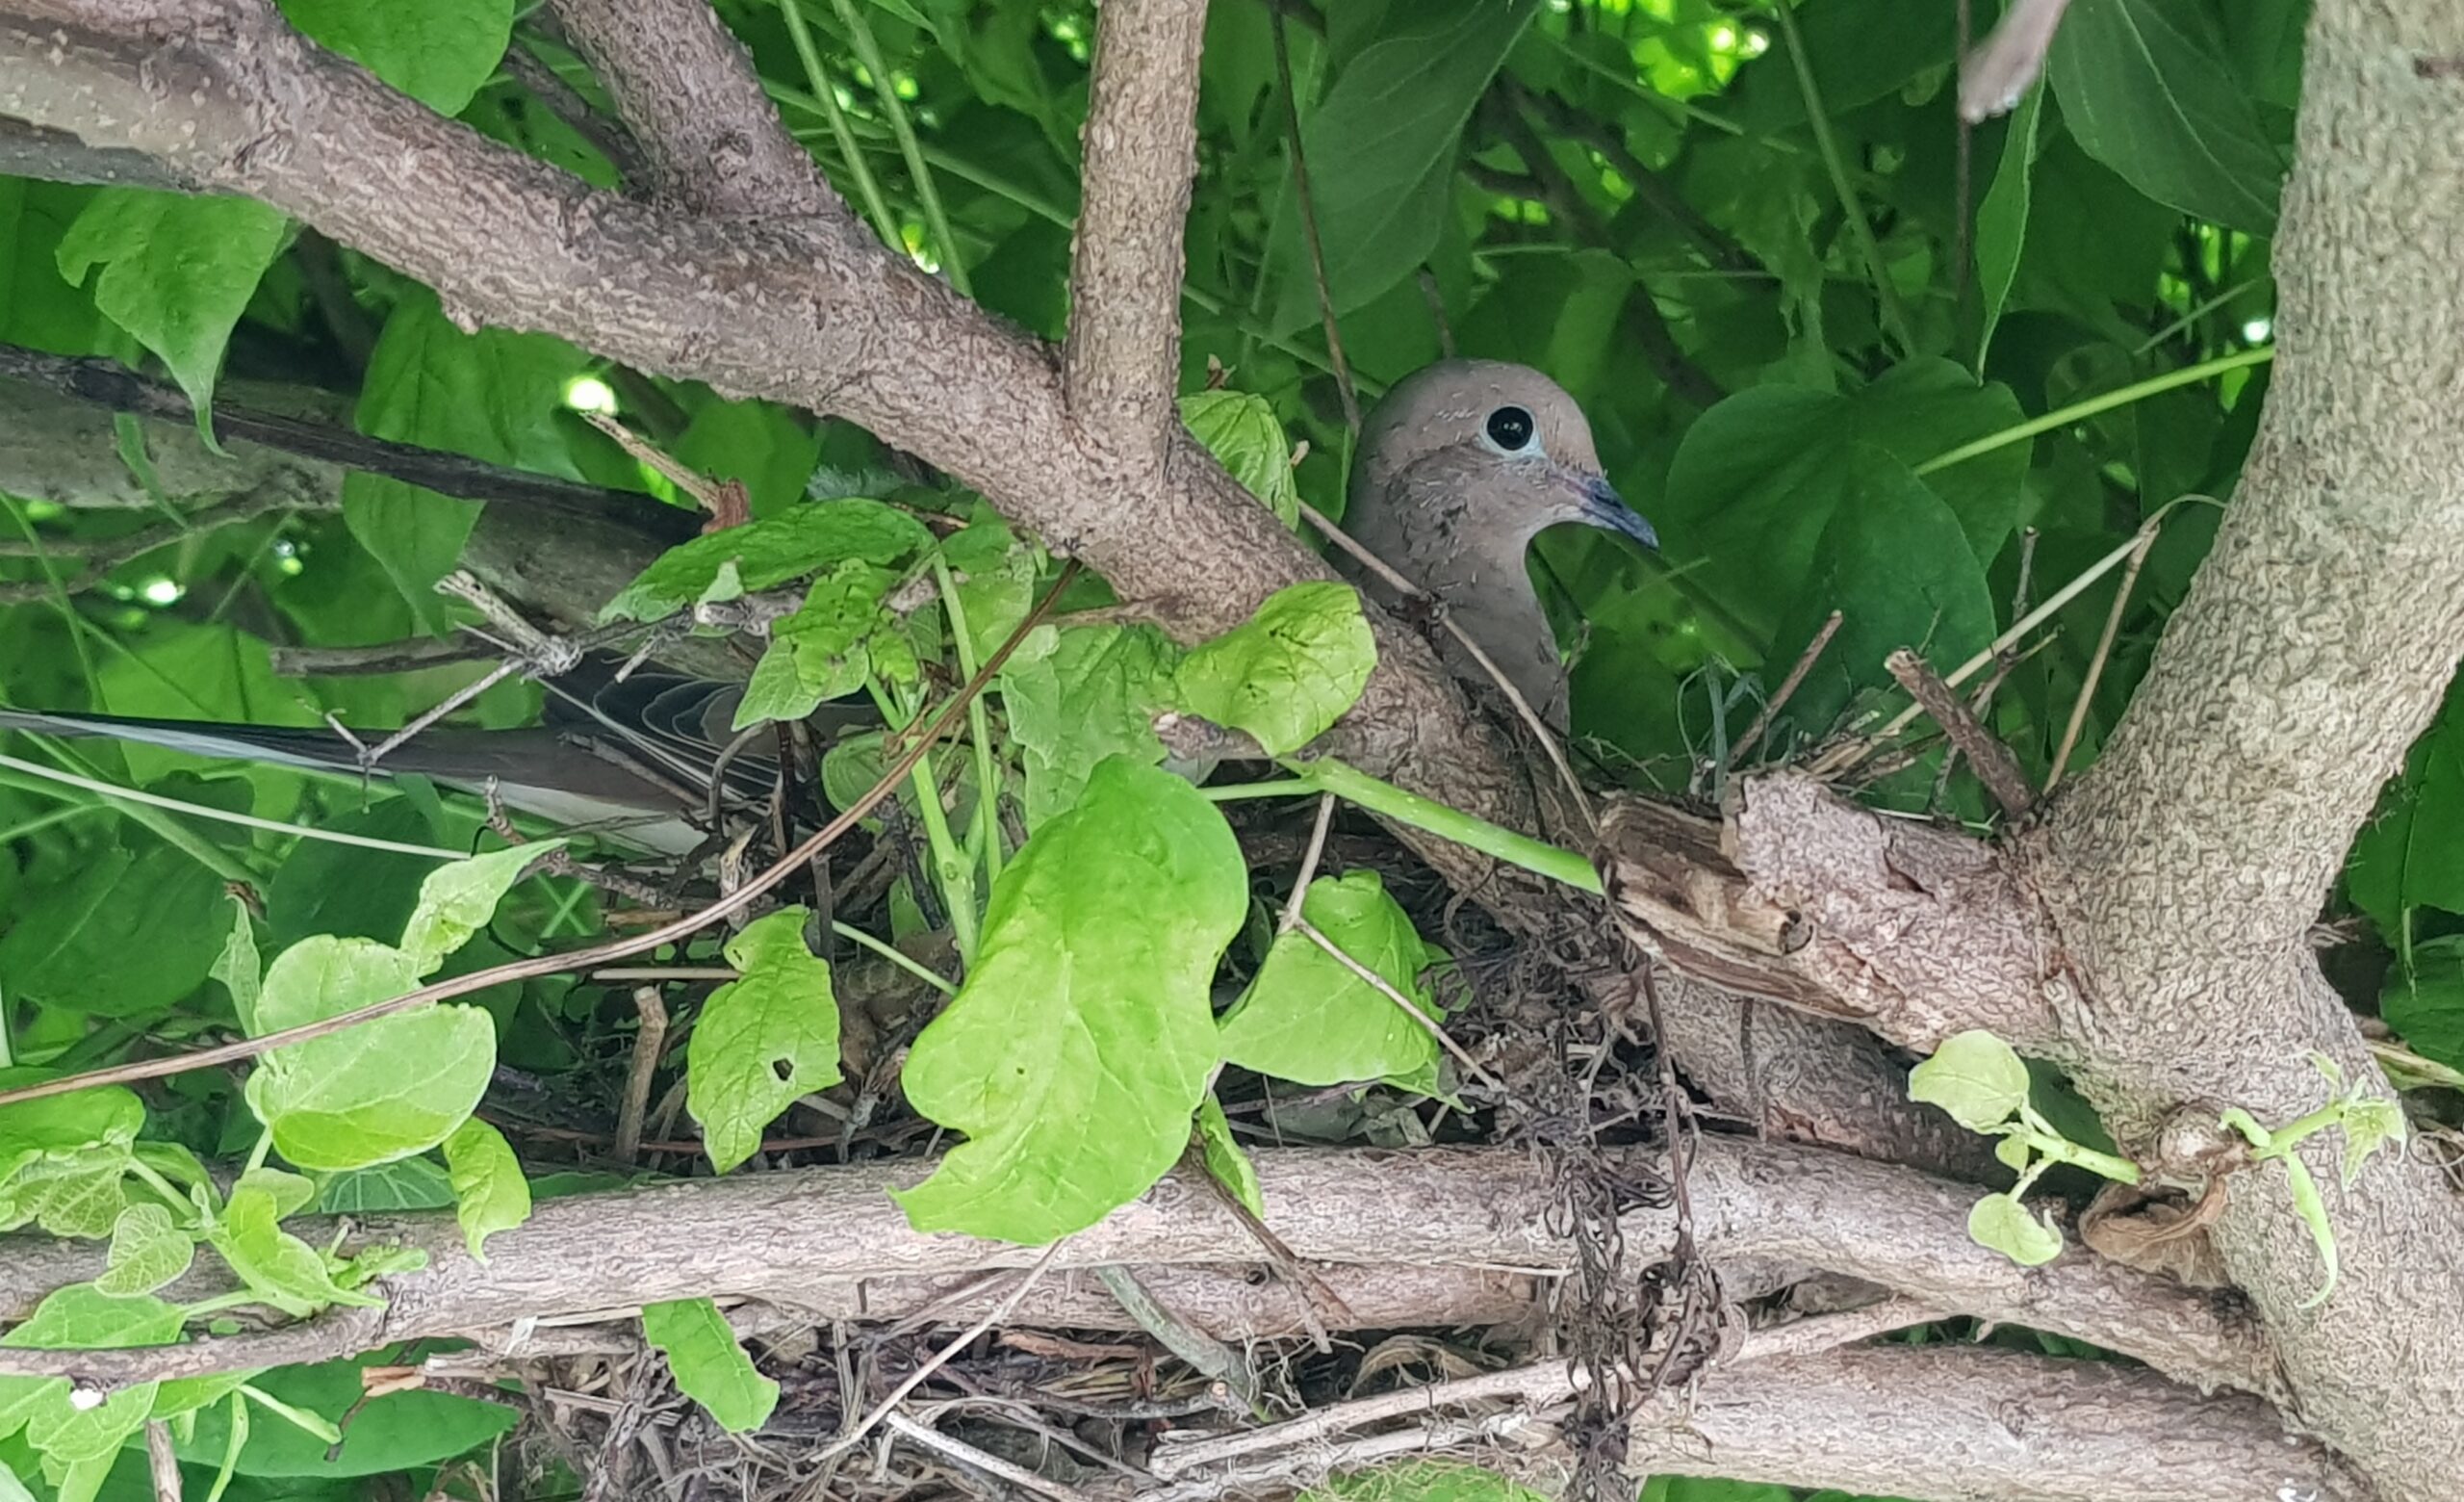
[167,1356,516,1476]
[0,842,226,1018]
[601,500,933,624]
[1973,84,2043,370]
[2048,0,2287,237]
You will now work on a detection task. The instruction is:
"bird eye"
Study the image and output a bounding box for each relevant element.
[1484,405,1536,452]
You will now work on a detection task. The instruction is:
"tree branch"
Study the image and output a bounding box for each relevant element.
[1062,0,1207,469]
[0,1141,2275,1401]
[542,0,838,218]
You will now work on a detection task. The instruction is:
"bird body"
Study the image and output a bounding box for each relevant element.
[1,361,1646,848]
[1341,359,1657,731]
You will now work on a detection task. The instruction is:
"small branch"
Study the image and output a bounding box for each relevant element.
[614,986,669,1164]
[1063,0,1209,465]
[1886,647,2037,816]
[268,638,499,677]
[1729,609,1841,766]
[0,344,693,542]
[0,483,301,604]
[2045,522,2156,793]
[881,1411,1099,1502]
[1273,12,1361,435]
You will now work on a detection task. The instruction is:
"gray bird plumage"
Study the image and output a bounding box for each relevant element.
[1342,359,1657,731]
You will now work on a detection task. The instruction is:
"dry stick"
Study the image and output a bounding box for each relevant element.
[0,561,1086,1115]
[1806,503,2202,780]
[144,1419,180,1502]
[1884,648,2035,817]
[1726,609,1841,767]
[1294,918,1506,1097]
[1933,526,2038,806]
[1296,501,1594,830]
[614,987,669,1165]
[2045,522,2158,793]
[819,1242,1067,1461]
[1271,9,1360,436]
[1280,792,1338,928]
[880,1411,1099,1502]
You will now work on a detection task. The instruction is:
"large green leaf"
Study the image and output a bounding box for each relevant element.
[345,288,595,630]
[1973,84,2044,370]
[1220,871,1442,1089]
[1659,360,2028,648]
[278,0,514,115]
[1002,624,1179,827]
[896,759,1245,1243]
[0,1287,184,1466]
[167,1356,516,1476]
[1760,444,2000,735]
[0,842,227,1018]
[600,499,934,624]
[2048,0,2287,237]
[684,908,842,1173]
[1265,0,1539,335]
[54,191,290,432]
[1176,583,1376,756]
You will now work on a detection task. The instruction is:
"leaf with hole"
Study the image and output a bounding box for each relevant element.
[685,908,842,1174]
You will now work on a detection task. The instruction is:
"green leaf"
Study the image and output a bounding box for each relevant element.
[0,842,230,1018]
[1220,872,1440,1089]
[600,500,934,624]
[54,192,290,434]
[2048,0,2286,238]
[671,398,822,520]
[245,937,496,1170]
[233,1167,318,1221]
[942,518,1042,663]
[1972,83,2042,370]
[164,1356,515,1476]
[1265,0,1540,334]
[897,760,1246,1243]
[0,1160,127,1240]
[685,908,842,1174]
[1194,1096,1265,1221]
[266,800,449,950]
[398,842,559,976]
[205,1181,385,1318]
[730,562,905,730]
[641,1298,777,1433]
[94,1205,194,1298]
[1002,624,1179,827]
[1660,361,2028,649]
[1176,583,1376,756]
[345,288,593,630]
[2349,697,2464,932]
[0,1071,142,1168]
[210,896,261,1035]
[444,1119,530,1260]
[2280,1153,2339,1308]
[1910,1029,2032,1132]
[1966,1191,2064,1266]
[1181,390,1300,528]
[1761,445,1999,734]
[312,1157,457,1214]
[0,1286,183,1459]
[277,0,514,115]
[1313,1461,1554,1502]
[2381,937,2464,1072]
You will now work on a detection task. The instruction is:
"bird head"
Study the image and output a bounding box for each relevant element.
[1348,358,1657,557]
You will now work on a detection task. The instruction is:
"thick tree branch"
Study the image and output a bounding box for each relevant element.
[0,1141,2276,1401]
[1158,1346,2360,1502]
[544,0,839,219]
[1062,0,1207,469]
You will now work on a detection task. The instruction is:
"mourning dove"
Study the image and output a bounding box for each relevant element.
[1342,358,1658,732]
[3,362,1650,848]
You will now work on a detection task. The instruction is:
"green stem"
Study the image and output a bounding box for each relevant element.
[1200,779,1320,802]
[778,0,902,247]
[2015,1119,2142,1183]
[1773,0,1914,356]
[1291,756,1602,894]
[932,555,1005,887]
[1915,347,2276,478]
[868,683,978,961]
[831,920,956,996]
[827,0,970,295]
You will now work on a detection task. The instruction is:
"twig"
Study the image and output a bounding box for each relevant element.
[881,1411,1100,1502]
[1728,609,1841,767]
[0,344,694,543]
[1936,527,2040,807]
[2046,524,2158,793]
[1272,11,1361,435]
[1885,649,2036,816]
[1279,793,1337,929]
[145,1419,181,1502]
[1093,1265,1259,1411]
[821,1243,1066,1460]
[268,637,500,677]
[1416,270,1456,358]
[1295,918,1505,1097]
[1062,0,1207,464]
[0,561,1084,1114]
[1296,502,1593,830]
[615,987,669,1165]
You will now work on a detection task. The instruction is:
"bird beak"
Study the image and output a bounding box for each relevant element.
[1563,471,1658,551]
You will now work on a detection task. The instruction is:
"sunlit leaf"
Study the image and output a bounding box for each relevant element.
[1910,1029,2032,1132]
[1002,624,1179,827]
[897,760,1245,1243]
[601,500,934,624]
[1221,872,1441,1089]
[444,1118,531,1260]
[685,909,842,1174]
[398,841,560,976]
[1176,583,1376,756]
[642,1298,777,1433]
